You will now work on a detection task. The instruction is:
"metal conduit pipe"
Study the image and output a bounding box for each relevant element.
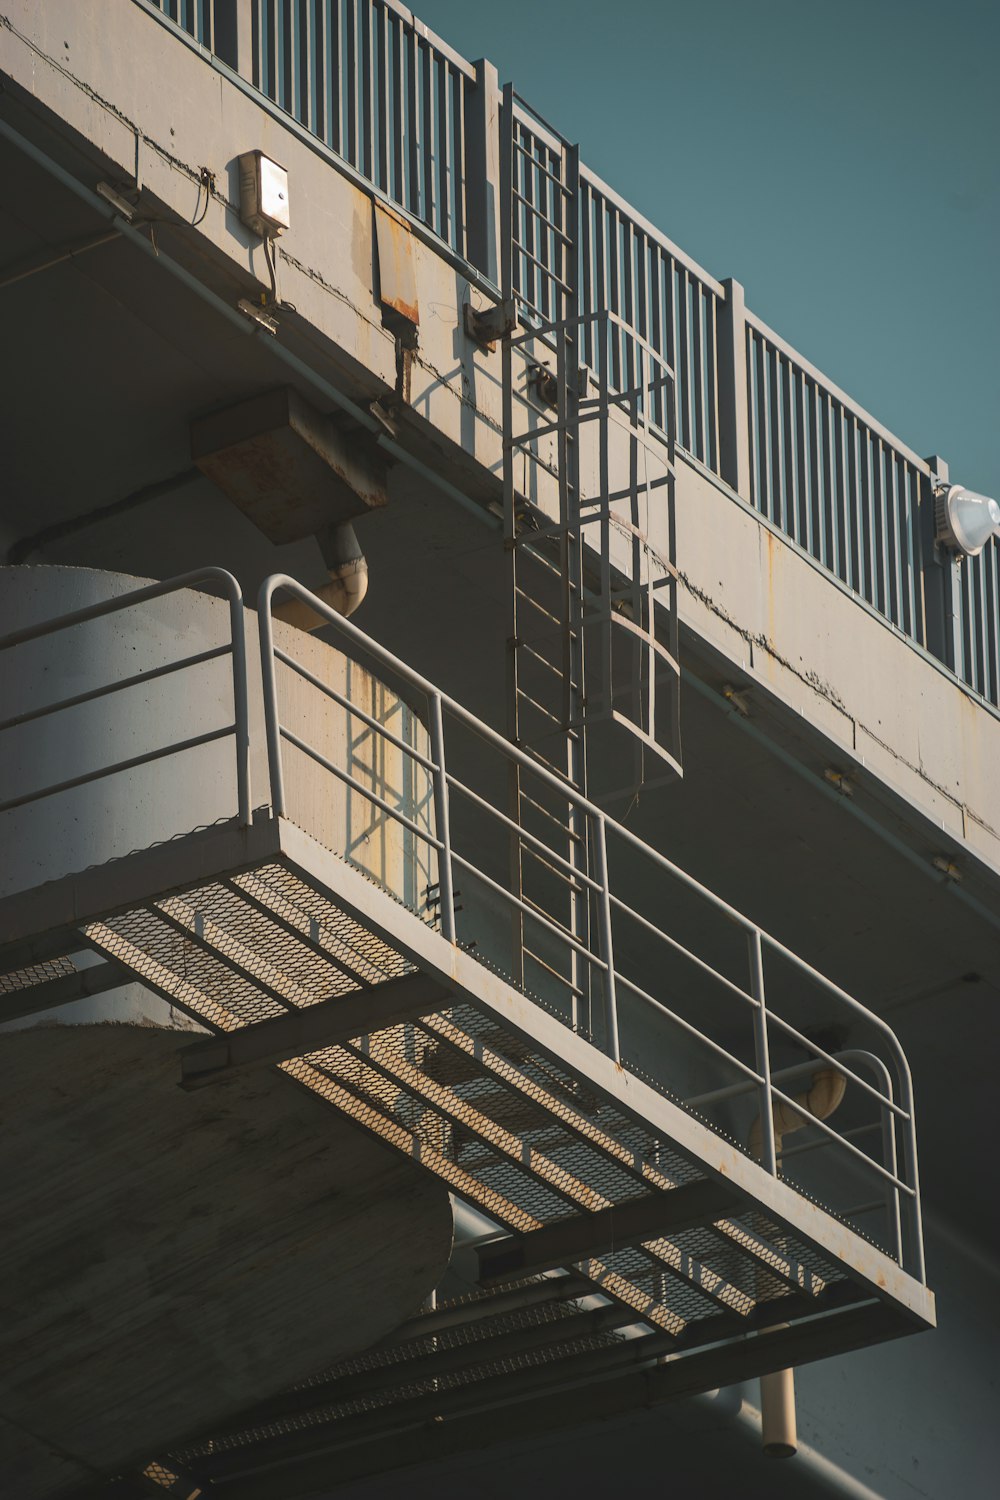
[272,522,369,631]
[751,1068,848,1458]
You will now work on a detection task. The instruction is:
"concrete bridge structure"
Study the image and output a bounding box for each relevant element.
[0,4,997,1497]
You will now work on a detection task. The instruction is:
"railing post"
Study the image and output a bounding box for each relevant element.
[590,813,620,1065]
[226,590,252,825]
[921,454,964,677]
[879,1099,903,1266]
[428,692,457,944]
[747,929,777,1174]
[213,0,255,81]
[464,58,502,285]
[717,277,751,502]
[256,581,286,817]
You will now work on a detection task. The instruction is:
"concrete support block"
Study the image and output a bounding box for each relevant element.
[464,59,501,285]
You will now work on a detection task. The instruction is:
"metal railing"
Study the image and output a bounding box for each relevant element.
[0,569,251,826]
[258,575,924,1282]
[147,0,215,47]
[955,533,1000,704]
[746,312,932,648]
[140,0,998,710]
[580,166,723,474]
[255,0,472,256]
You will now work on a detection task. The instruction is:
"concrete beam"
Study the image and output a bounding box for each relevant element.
[0,960,131,1025]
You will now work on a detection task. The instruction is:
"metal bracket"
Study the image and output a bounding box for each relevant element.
[464,297,518,352]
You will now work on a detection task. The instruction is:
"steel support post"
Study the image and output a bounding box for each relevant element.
[590,812,619,1063]
[428,692,457,943]
[748,929,777,1174]
[921,455,963,674]
[256,581,287,816]
[464,59,501,284]
[717,277,752,501]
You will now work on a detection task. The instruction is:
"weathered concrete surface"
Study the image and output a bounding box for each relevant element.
[0,1023,453,1495]
[2,0,996,887]
[672,455,1000,872]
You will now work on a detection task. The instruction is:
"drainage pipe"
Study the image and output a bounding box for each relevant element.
[272,522,369,631]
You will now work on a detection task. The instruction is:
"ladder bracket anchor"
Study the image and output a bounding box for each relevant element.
[464,298,518,352]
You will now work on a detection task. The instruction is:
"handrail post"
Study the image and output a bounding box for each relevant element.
[921,454,963,676]
[748,929,777,1174]
[256,580,286,817]
[591,813,620,1064]
[225,588,252,825]
[717,277,751,501]
[896,1068,925,1283]
[464,58,501,285]
[428,692,456,944]
[880,1097,903,1266]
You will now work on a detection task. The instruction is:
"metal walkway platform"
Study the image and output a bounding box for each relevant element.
[0,571,933,1491]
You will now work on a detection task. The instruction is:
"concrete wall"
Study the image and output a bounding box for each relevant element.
[3,0,996,888]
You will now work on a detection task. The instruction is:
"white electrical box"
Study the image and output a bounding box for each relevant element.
[238,151,290,238]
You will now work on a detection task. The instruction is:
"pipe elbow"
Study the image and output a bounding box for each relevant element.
[805,1065,847,1123]
[749,1066,847,1154]
[272,523,369,632]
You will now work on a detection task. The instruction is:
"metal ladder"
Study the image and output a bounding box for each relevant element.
[499,88,683,1031]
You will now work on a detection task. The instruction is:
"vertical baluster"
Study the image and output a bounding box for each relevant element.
[889,451,904,632]
[796,367,811,556]
[748,930,776,1175]
[421,38,434,234]
[747,328,760,510]
[768,347,783,532]
[839,417,857,597]
[344,0,357,167]
[436,51,450,253]
[676,265,691,453]
[428,692,456,944]
[579,180,593,370]
[808,379,824,568]
[706,291,719,473]
[452,68,466,257]
[406,26,420,219]
[987,544,1000,704]
[591,813,619,1065]
[328,0,342,155]
[781,355,797,543]
[691,281,705,464]
[754,334,769,518]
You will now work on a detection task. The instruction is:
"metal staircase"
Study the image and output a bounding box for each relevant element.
[0,572,932,1492]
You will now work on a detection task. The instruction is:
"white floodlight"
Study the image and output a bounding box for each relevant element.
[935,485,1000,557]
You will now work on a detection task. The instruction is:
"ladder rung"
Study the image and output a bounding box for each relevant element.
[522,842,589,895]
[516,789,586,842]
[522,949,587,999]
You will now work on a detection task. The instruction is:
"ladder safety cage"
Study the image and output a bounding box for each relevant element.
[499,87,683,1036]
[500,89,683,794]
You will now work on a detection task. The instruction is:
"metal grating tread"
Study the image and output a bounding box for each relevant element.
[84,853,848,1354]
[43,823,928,1487]
[0,953,77,993]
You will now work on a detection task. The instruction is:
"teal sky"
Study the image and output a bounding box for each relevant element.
[418,0,999,499]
